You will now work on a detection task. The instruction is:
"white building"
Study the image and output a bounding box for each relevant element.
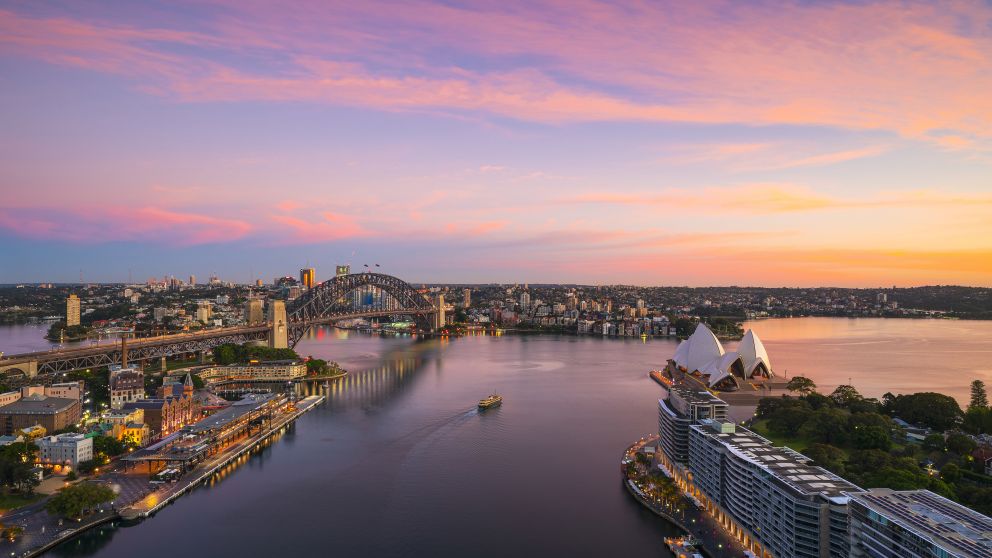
[667,324,773,391]
[37,433,93,468]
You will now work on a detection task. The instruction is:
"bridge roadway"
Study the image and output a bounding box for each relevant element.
[0,309,433,377]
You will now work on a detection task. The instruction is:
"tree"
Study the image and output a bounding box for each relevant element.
[890,392,963,431]
[830,385,863,407]
[922,433,946,453]
[940,462,962,484]
[970,380,989,411]
[852,425,891,451]
[92,436,125,460]
[76,460,99,475]
[45,483,116,519]
[804,443,846,475]
[963,407,992,435]
[786,376,817,396]
[945,432,977,456]
[800,407,850,445]
[768,406,812,437]
[0,442,40,494]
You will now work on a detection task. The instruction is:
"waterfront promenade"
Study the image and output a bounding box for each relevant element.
[1,395,324,557]
[623,436,747,558]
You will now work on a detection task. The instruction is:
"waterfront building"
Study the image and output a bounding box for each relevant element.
[109,367,145,409]
[0,394,81,435]
[300,267,315,289]
[688,419,862,558]
[124,377,198,436]
[196,301,213,324]
[244,299,264,325]
[666,324,773,391]
[36,433,92,468]
[848,488,992,558]
[197,360,308,384]
[65,294,80,327]
[657,386,728,465]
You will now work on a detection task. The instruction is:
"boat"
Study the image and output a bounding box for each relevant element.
[665,536,702,557]
[478,393,502,410]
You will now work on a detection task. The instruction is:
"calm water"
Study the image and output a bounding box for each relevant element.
[0,318,988,557]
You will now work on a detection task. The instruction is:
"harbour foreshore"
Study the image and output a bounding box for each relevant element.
[15,394,325,558]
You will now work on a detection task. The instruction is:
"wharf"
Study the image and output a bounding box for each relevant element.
[9,395,325,558]
[120,394,324,519]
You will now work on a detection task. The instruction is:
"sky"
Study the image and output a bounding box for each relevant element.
[1,0,991,287]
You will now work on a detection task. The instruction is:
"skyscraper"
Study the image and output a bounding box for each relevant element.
[65,294,80,327]
[196,302,213,324]
[300,267,315,289]
[189,274,196,286]
[463,288,471,308]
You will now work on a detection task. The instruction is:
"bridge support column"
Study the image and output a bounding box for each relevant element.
[160,356,168,372]
[0,360,38,378]
[268,300,288,349]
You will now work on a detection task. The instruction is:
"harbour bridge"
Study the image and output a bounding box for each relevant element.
[0,273,440,378]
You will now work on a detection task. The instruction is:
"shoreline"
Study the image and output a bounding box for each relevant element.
[15,395,325,557]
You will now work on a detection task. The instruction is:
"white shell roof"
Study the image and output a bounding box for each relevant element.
[737,330,772,375]
[684,323,725,372]
[672,340,689,368]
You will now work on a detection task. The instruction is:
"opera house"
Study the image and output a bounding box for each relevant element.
[665,323,773,391]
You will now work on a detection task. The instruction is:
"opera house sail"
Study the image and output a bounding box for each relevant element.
[665,324,774,391]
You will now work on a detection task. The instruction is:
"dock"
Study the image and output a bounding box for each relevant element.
[119,394,324,519]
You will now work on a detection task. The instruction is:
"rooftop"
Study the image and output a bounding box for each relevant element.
[0,395,78,414]
[668,385,728,406]
[692,420,862,499]
[187,393,278,435]
[851,489,992,558]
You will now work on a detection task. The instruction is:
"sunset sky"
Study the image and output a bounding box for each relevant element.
[2,1,991,286]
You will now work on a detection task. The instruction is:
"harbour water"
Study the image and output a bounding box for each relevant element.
[0,318,987,556]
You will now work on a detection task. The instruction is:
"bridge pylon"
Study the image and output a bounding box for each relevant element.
[268,300,288,349]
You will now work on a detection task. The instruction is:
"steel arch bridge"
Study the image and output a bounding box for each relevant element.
[286,272,438,346]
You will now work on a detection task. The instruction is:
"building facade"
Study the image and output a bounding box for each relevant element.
[687,419,862,558]
[300,267,315,289]
[109,367,145,409]
[65,294,81,327]
[0,395,81,435]
[848,488,992,558]
[36,433,93,468]
[197,361,308,384]
[658,386,728,465]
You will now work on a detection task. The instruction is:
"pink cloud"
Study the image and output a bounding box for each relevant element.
[269,211,368,243]
[2,2,992,143]
[0,206,251,245]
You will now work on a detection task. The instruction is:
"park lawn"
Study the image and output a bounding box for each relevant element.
[750,419,815,453]
[0,491,43,512]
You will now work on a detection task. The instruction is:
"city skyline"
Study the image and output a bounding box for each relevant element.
[3,1,992,286]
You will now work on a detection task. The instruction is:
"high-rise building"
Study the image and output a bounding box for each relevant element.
[245,299,264,325]
[520,292,531,308]
[336,265,350,277]
[65,294,80,327]
[657,386,728,465]
[687,419,862,558]
[300,267,315,289]
[189,274,196,286]
[463,288,471,308]
[848,488,992,558]
[196,302,213,324]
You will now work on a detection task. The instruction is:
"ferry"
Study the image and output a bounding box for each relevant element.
[664,536,703,558]
[478,393,502,410]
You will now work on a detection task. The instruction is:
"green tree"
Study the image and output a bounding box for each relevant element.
[786,376,817,396]
[45,483,115,519]
[940,462,962,483]
[945,432,977,456]
[92,436,125,460]
[890,393,963,431]
[922,433,946,453]
[76,460,99,475]
[804,443,846,475]
[830,385,863,407]
[970,380,989,411]
[852,425,892,451]
[963,407,992,435]
[800,407,850,445]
